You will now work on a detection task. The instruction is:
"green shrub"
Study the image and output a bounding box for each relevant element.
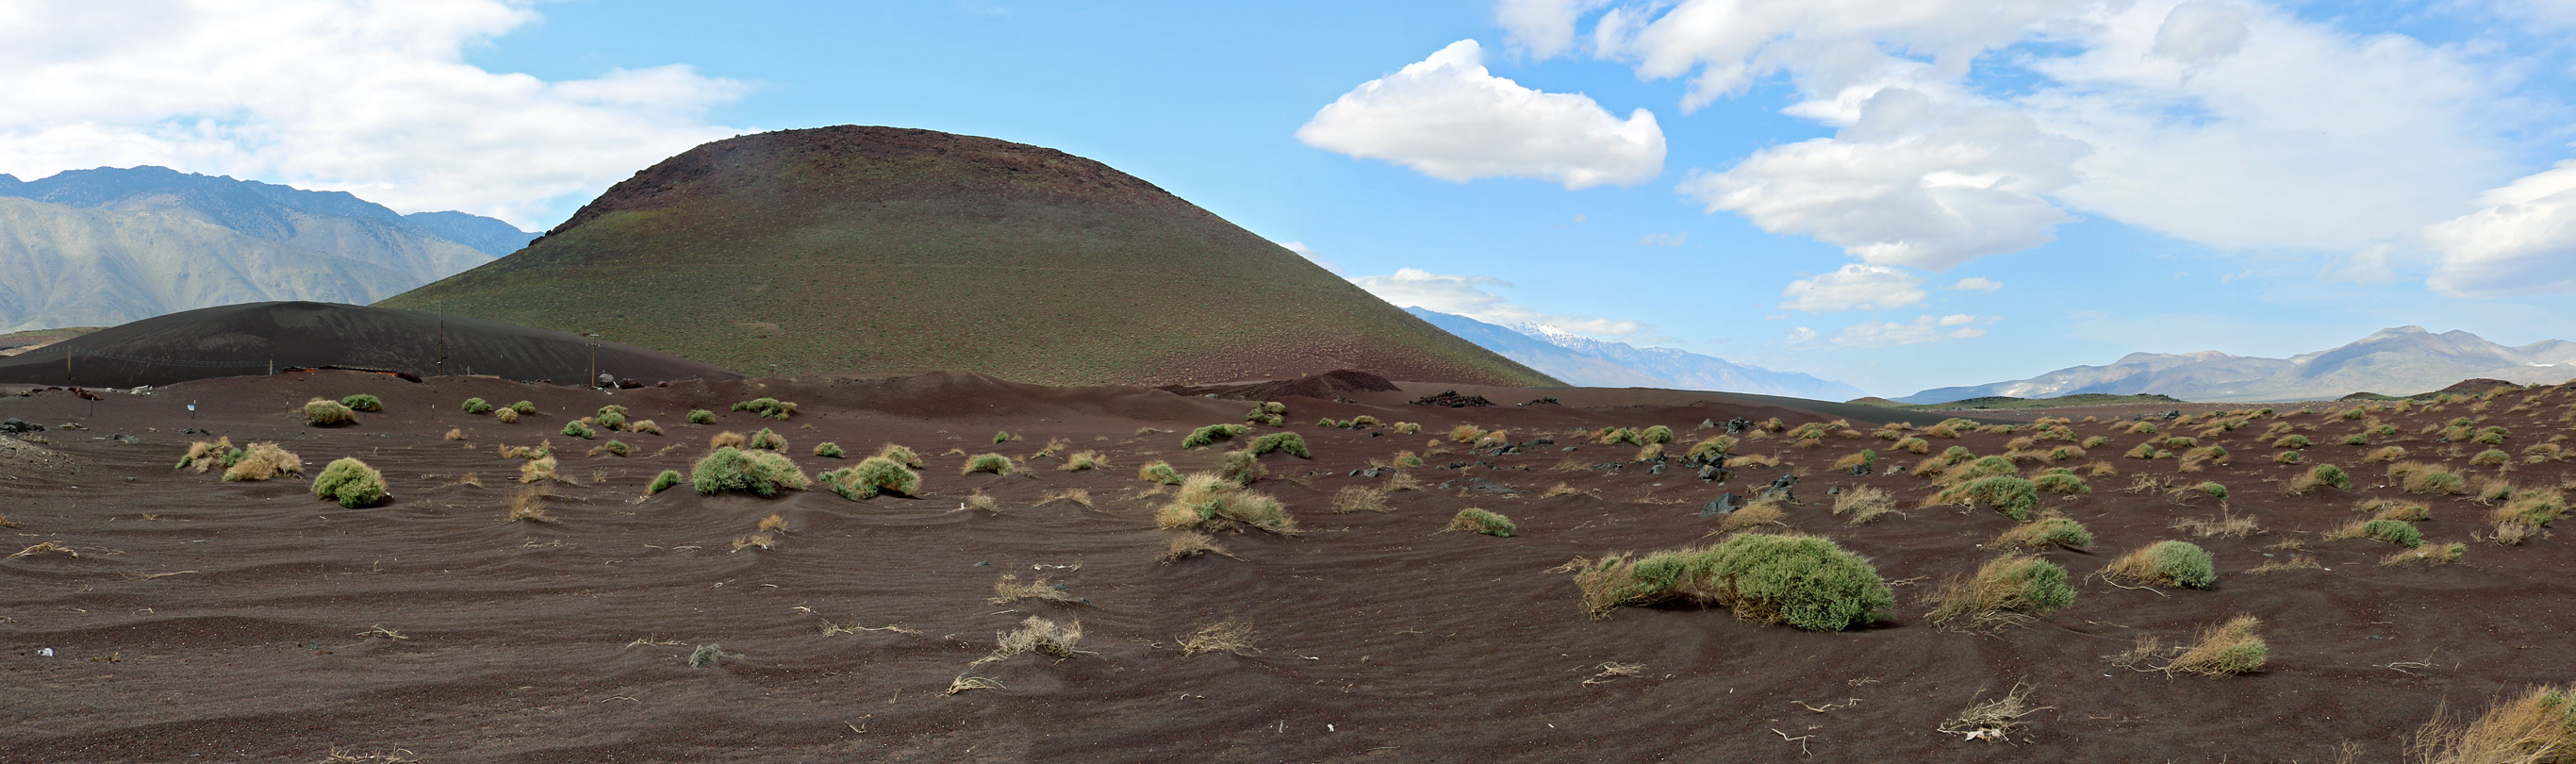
[1262,401,1287,415]
[1950,456,2019,483]
[339,394,382,412]
[2082,436,2110,449]
[686,409,716,424]
[1218,450,1264,485]
[962,453,1016,475]
[1940,445,1976,465]
[1349,415,1380,428]
[1248,432,1311,458]
[1395,451,1425,468]
[2125,442,2156,459]
[1941,476,2039,521]
[591,440,630,457]
[1994,516,2093,550]
[1572,534,1893,631]
[2164,437,2199,449]
[2343,433,2370,445]
[594,407,629,431]
[732,398,797,420]
[2106,540,2216,589]
[992,430,1013,443]
[1928,554,2074,630]
[560,421,595,440]
[2032,469,2089,495]
[511,400,537,415]
[311,457,387,508]
[823,457,920,499]
[2405,470,2467,495]
[1447,508,1516,537]
[1315,418,1341,427]
[1181,424,1247,449]
[2360,519,2424,548]
[2373,424,2399,437]
[1138,460,1181,485]
[2472,449,2511,467]
[1687,436,1737,462]
[690,446,810,497]
[648,470,684,494]
[2475,426,2508,444]
[1593,426,1642,446]
[814,442,843,458]
[746,428,786,451]
[1641,424,1676,444]
[2197,481,2228,500]
[2272,434,2309,448]
[2297,464,2353,492]
[462,397,494,415]
[304,398,355,426]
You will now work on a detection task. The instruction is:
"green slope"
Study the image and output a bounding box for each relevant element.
[382,126,1557,388]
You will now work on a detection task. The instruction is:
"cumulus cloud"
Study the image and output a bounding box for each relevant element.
[1947,276,2002,291]
[2424,161,2576,296]
[1681,88,2085,270]
[1825,314,1992,348]
[1351,268,1647,337]
[1554,0,2534,271]
[0,0,747,228]
[1779,263,1927,312]
[1495,0,1607,59]
[1296,40,1665,191]
[1278,241,1344,274]
[1636,231,1688,246]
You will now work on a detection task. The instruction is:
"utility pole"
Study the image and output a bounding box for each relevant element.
[586,333,600,388]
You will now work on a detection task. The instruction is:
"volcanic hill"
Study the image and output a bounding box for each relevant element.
[379,126,1556,388]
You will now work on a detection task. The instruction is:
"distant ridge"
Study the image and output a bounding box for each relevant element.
[0,167,529,331]
[1902,326,2576,404]
[383,125,1557,388]
[1406,307,1860,400]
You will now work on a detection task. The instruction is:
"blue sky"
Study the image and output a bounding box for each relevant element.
[8,0,2576,396]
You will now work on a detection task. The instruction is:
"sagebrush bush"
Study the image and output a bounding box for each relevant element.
[1218,450,1264,484]
[648,470,684,494]
[690,446,810,497]
[1248,432,1311,458]
[1572,533,1893,631]
[746,428,787,451]
[813,442,843,458]
[311,457,387,508]
[2359,518,2424,548]
[304,398,355,426]
[339,394,382,412]
[1926,554,2074,631]
[1137,460,1181,485]
[462,397,494,415]
[822,457,920,500]
[1446,508,1515,537]
[560,421,594,440]
[509,400,536,415]
[686,409,716,424]
[1181,424,1247,449]
[2471,448,2511,467]
[962,453,1016,475]
[732,397,797,420]
[1992,516,2092,550]
[2103,540,2216,589]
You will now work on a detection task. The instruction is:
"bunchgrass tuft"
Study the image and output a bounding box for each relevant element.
[1137,460,1181,485]
[962,453,1016,475]
[822,457,920,500]
[1926,554,2074,632]
[1991,515,2092,550]
[1933,476,2040,521]
[1181,424,1247,449]
[813,441,843,458]
[304,398,355,426]
[1445,507,1515,537]
[1570,533,1892,631]
[745,428,786,451]
[2101,540,2216,589]
[648,470,683,495]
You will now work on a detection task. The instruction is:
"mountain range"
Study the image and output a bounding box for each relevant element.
[0,166,532,332]
[1405,307,1863,400]
[1901,326,2576,404]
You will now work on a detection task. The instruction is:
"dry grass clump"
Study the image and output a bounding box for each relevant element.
[730,533,776,552]
[1830,449,1877,473]
[1894,436,1930,454]
[494,407,521,424]
[587,440,631,457]
[2171,509,2262,539]
[2363,498,2432,522]
[2409,686,2576,764]
[8,540,77,559]
[2287,463,2353,495]
[2472,449,2513,467]
[2494,489,2568,526]
[2160,615,2270,677]
[1154,473,1296,534]
[977,616,1085,665]
[2366,445,2409,463]
[1177,617,1263,657]
[2244,555,2325,574]
[2101,540,2216,589]
[1938,681,2047,743]
[1445,507,1516,537]
[1542,481,1585,498]
[1991,515,2092,550]
[1059,450,1108,472]
[1725,453,1780,469]
[303,397,355,426]
[222,442,304,482]
[1570,533,1893,631]
[443,427,466,441]
[1832,486,1898,524]
[1926,554,2075,632]
[519,456,558,484]
[961,453,1016,475]
[1160,531,1233,563]
[2388,461,2469,495]
[709,431,747,449]
[1330,486,1392,514]
[505,488,552,523]
[989,574,1080,605]
[1451,424,1490,444]
[1383,471,1424,492]
[1930,476,2040,521]
[2384,542,2468,567]
[1719,500,1787,532]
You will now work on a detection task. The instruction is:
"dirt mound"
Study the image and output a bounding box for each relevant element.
[1411,389,1495,407]
[1160,369,1401,402]
[0,301,740,388]
[2422,377,2520,397]
[381,125,1555,389]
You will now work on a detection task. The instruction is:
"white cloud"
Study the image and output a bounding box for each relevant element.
[1779,263,1928,312]
[1495,0,1607,59]
[1351,267,1646,337]
[1636,231,1689,246]
[0,0,747,228]
[1828,313,1993,348]
[1278,241,1344,274]
[2425,160,2576,296]
[1785,326,1820,344]
[1678,88,2085,270]
[1559,0,2535,271]
[1947,276,2002,291]
[1296,40,1665,191]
